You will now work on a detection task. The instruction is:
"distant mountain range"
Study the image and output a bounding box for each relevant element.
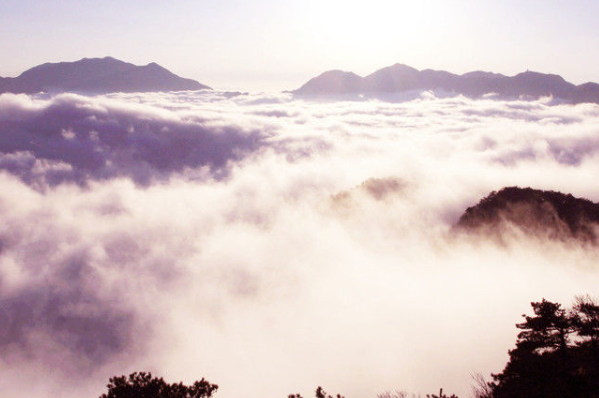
[294,64,599,104]
[3,58,598,102]
[0,57,210,94]
[454,187,599,243]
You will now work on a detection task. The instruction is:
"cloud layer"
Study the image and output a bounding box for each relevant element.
[0,92,263,187]
[1,91,599,398]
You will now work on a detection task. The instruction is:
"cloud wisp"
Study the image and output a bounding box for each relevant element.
[1,91,599,398]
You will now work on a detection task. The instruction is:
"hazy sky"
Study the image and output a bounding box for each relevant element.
[1,0,598,90]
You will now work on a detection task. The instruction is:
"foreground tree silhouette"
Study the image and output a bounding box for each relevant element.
[488,298,599,398]
[572,295,599,351]
[425,388,458,398]
[516,299,572,353]
[99,372,218,398]
[288,386,345,398]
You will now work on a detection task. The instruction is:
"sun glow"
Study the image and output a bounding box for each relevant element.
[292,0,462,76]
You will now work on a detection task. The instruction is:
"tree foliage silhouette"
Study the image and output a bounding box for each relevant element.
[516,299,572,353]
[488,297,599,398]
[572,295,599,349]
[99,372,218,398]
[425,388,458,398]
[288,386,345,398]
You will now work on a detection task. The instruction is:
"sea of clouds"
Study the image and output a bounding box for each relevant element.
[1,90,599,398]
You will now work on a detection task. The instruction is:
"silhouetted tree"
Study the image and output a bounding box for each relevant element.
[572,295,599,350]
[470,373,493,398]
[288,386,345,398]
[516,299,573,353]
[425,388,457,398]
[377,390,421,398]
[489,298,599,398]
[99,372,218,398]
[316,386,345,398]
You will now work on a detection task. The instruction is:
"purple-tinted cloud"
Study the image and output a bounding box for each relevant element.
[0,91,599,398]
[0,93,264,187]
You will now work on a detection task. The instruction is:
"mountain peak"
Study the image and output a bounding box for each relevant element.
[293,69,363,96]
[0,57,210,94]
[454,187,599,243]
[515,70,566,81]
[293,63,599,103]
[390,63,419,72]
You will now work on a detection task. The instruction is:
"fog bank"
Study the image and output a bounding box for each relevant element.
[1,91,599,398]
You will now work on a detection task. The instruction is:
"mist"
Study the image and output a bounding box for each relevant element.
[1,90,598,398]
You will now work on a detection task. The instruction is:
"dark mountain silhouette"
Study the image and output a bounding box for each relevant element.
[294,64,599,104]
[454,187,599,243]
[293,70,363,96]
[0,57,210,94]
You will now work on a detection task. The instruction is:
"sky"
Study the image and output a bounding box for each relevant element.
[1,0,599,91]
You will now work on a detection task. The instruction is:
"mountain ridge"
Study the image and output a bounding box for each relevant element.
[0,56,210,94]
[454,187,599,243]
[294,64,599,104]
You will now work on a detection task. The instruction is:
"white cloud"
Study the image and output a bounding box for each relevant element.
[0,92,599,398]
